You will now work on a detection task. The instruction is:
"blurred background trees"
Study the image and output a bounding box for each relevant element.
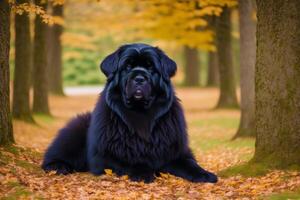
[232,0,256,139]
[32,0,50,115]
[215,6,238,108]
[183,46,200,86]
[206,16,219,87]
[13,0,34,123]
[47,2,64,96]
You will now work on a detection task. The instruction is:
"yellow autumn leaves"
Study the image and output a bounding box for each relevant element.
[9,0,237,50]
[90,0,237,50]
[10,0,64,25]
[104,168,170,180]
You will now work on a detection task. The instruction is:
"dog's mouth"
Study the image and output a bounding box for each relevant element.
[123,73,154,109]
[126,90,148,104]
[124,88,155,109]
[133,89,144,100]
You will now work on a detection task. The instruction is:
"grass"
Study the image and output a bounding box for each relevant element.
[189,117,255,152]
[265,189,300,200]
[33,114,55,124]
[218,162,271,178]
[191,137,255,152]
[4,145,20,156]
[190,117,239,129]
[2,182,34,200]
[0,145,43,199]
[15,159,43,174]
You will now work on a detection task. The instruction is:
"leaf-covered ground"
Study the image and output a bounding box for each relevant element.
[1,88,300,199]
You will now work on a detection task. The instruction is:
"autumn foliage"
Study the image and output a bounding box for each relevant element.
[1,0,300,199]
[1,89,300,199]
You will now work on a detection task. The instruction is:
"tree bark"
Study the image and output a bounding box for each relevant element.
[215,7,239,108]
[13,0,34,122]
[253,0,300,167]
[232,0,256,139]
[207,51,219,87]
[33,0,50,114]
[183,46,200,86]
[0,0,14,145]
[47,4,64,95]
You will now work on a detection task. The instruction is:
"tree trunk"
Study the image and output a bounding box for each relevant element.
[47,4,64,95]
[253,0,300,167]
[183,46,200,86]
[232,0,256,139]
[13,0,34,122]
[206,51,219,87]
[0,0,14,145]
[215,7,239,108]
[206,16,219,87]
[33,0,50,114]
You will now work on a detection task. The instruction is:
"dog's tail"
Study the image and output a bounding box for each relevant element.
[42,112,91,174]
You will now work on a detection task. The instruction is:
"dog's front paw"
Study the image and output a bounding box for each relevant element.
[43,162,73,175]
[129,173,155,183]
[192,170,218,183]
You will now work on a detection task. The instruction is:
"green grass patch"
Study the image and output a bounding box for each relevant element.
[190,134,254,152]
[264,188,300,200]
[223,138,255,149]
[0,151,12,166]
[191,137,255,156]
[33,114,55,124]
[218,162,270,178]
[15,160,43,174]
[3,145,21,156]
[190,138,224,152]
[2,181,33,200]
[190,117,239,129]
[0,145,43,173]
[189,116,254,152]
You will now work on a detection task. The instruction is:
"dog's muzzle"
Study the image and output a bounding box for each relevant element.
[128,67,151,100]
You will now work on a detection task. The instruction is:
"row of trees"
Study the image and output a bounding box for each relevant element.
[13,0,65,121]
[85,0,254,138]
[3,0,250,135]
[183,1,256,139]
[0,0,64,144]
[182,1,255,139]
[1,0,300,168]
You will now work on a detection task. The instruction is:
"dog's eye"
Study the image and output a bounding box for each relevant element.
[126,65,131,71]
[148,66,153,72]
[126,61,132,71]
[145,61,154,71]
[145,61,152,67]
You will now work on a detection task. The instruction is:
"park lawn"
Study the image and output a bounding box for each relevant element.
[1,88,299,199]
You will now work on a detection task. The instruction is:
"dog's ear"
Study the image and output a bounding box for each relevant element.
[100,49,120,77]
[156,48,177,79]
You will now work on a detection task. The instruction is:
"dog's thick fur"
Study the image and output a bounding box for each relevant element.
[42,43,217,183]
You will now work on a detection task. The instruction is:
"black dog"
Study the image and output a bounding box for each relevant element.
[42,43,217,183]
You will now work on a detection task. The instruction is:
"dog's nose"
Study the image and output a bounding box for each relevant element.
[134,75,146,84]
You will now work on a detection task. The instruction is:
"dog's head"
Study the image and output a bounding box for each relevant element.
[100,43,177,138]
[101,43,177,109]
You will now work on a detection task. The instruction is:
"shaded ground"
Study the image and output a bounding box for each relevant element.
[1,88,300,199]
